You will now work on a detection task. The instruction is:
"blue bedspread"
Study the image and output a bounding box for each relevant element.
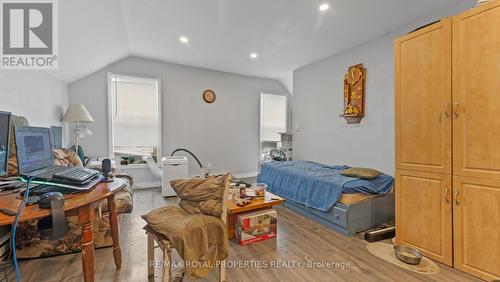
[257,161,394,212]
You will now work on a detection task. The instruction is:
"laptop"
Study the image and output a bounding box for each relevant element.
[14,126,100,186]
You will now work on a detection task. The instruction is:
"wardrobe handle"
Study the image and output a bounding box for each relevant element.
[454,190,460,205]
[453,102,460,118]
[444,102,450,119]
[444,188,450,203]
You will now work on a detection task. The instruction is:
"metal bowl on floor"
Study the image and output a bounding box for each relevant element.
[394,245,422,265]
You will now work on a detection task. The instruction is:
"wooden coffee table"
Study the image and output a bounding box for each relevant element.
[226,191,285,239]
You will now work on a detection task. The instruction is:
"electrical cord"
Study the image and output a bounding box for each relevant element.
[10,177,32,282]
[170,148,203,169]
[1,258,14,282]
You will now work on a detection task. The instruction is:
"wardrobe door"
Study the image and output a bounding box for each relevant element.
[395,170,453,266]
[453,1,500,179]
[395,20,452,174]
[453,176,500,280]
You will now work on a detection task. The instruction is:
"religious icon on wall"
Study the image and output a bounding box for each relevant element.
[343,64,366,124]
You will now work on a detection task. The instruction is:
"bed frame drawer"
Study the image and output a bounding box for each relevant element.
[283,193,395,236]
[306,205,348,228]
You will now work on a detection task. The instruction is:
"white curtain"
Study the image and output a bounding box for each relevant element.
[110,74,159,152]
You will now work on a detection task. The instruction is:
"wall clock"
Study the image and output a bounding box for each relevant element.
[203,90,216,103]
[343,64,366,124]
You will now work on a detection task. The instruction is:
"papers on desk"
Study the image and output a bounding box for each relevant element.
[0,177,21,186]
[0,180,19,187]
[0,177,24,192]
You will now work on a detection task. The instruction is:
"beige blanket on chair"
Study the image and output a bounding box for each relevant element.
[142,175,230,279]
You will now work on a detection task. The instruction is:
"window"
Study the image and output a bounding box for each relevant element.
[260,93,288,160]
[107,74,161,164]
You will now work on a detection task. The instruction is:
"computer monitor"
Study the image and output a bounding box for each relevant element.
[0,111,11,177]
[14,126,53,174]
[50,126,63,150]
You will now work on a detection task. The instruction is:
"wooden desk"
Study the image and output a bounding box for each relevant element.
[227,191,284,239]
[0,178,127,282]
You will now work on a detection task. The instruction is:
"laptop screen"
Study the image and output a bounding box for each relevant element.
[15,126,53,174]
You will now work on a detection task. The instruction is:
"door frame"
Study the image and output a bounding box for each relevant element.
[259,92,289,160]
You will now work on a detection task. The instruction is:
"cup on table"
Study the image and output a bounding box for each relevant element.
[252,183,268,198]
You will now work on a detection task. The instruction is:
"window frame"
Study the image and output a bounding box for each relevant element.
[106,72,162,166]
[259,92,289,160]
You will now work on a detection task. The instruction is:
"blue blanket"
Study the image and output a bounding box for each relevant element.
[257,161,394,212]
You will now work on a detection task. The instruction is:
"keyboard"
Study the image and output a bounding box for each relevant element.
[30,166,67,179]
[53,167,100,183]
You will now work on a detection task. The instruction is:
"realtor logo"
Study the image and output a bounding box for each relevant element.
[0,0,58,69]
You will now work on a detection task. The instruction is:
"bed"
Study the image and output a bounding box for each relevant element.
[257,160,395,236]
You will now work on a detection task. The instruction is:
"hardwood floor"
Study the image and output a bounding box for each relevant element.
[17,189,478,282]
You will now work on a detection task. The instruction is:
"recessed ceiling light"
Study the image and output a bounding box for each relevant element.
[179,36,189,44]
[319,3,330,12]
[250,52,258,59]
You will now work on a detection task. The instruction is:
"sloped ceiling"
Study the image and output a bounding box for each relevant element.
[51,0,474,83]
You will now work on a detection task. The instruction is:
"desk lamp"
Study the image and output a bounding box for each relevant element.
[62,104,94,157]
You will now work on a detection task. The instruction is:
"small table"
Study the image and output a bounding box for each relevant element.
[0,178,127,282]
[226,191,285,239]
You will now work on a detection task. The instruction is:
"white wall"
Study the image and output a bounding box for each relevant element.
[69,57,290,175]
[292,3,474,175]
[0,71,69,144]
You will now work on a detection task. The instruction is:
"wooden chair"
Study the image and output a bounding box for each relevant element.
[146,174,231,282]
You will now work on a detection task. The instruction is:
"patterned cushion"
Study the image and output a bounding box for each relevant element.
[15,213,120,258]
[15,174,134,258]
[53,148,83,167]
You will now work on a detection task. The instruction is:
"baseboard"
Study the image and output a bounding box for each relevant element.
[189,172,258,179]
[132,172,258,189]
[133,181,161,189]
[234,172,259,179]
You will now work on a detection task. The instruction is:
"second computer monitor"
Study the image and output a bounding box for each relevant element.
[0,111,11,176]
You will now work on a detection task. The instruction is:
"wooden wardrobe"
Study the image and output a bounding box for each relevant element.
[394,1,500,280]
